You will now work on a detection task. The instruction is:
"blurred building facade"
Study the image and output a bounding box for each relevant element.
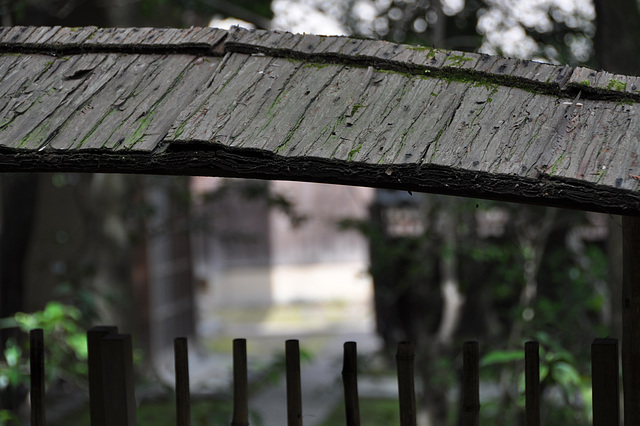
[191,178,374,318]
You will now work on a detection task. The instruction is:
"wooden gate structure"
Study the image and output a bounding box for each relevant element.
[0,25,639,422]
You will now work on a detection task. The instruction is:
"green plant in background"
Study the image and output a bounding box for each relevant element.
[480,331,592,423]
[0,410,20,426]
[0,302,89,423]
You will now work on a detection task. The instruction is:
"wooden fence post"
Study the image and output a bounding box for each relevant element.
[525,341,540,426]
[174,337,191,426]
[396,342,416,426]
[462,341,480,426]
[286,339,303,426]
[342,341,360,426]
[592,338,620,426]
[87,326,118,426]
[101,334,136,426]
[30,328,45,426]
[622,215,640,425]
[231,338,249,426]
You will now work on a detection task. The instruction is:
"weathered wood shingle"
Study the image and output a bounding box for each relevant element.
[0,25,639,215]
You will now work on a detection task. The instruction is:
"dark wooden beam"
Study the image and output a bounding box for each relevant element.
[0,147,639,216]
[622,216,640,424]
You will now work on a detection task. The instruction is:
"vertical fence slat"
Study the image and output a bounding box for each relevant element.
[88,325,118,426]
[462,341,480,426]
[174,337,191,426]
[622,215,640,426]
[232,338,249,426]
[286,339,303,426]
[525,341,540,426]
[101,334,137,426]
[30,328,45,426]
[342,341,360,426]
[592,338,620,426]
[396,342,416,426]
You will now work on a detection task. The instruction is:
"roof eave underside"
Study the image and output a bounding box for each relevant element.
[0,25,639,216]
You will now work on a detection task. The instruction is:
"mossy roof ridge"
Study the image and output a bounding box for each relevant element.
[224,27,640,103]
[0,25,638,102]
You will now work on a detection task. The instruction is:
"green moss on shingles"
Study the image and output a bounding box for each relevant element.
[445,54,473,67]
[427,126,447,162]
[274,113,305,154]
[303,62,331,69]
[607,78,626,91]
[76,109,117,149]
[124,110,154,148]
[549,152,566,176]
[350,103,365,115]
[406,44,433,53]
[18,121,50,149]
[347,143,363,161]
[173,121,186,139]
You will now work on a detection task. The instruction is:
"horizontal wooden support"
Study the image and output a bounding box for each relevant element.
[0,147,638,216]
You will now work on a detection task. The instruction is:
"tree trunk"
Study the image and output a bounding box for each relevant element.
[594,2,640,423]
[594,0,640,74]
[0,174,39,413]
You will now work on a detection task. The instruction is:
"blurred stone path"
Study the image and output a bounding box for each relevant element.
[249,329,379,426]
[155,302,396,426]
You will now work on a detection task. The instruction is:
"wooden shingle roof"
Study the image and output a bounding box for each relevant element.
[1,25,639,214]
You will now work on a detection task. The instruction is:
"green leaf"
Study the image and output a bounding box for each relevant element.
[0,409,20,423]
[43,301,66,321]
[551,361,581,386]
[480,350,524,367]
[3,341,21,367]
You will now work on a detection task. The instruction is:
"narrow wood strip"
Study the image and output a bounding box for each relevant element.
[231,338,249,426]
[396,341,416,426]
[174,337,191,426]
[462,341,480,426]
[100,334,136,426]
[525,341,540,426]
[592,338,620,426]
[87,325,118,426]
[623,216,640,425]
[30,328,46,426]
[286,339,303,426]
[342,341,360,426]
